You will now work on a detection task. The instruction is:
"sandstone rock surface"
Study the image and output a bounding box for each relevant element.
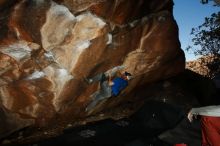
[0,0,185,140]
[186,55,220,77]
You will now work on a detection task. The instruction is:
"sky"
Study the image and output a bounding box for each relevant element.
[173,0,219,61]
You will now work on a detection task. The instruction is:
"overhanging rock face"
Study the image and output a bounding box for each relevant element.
[0,0,185,139]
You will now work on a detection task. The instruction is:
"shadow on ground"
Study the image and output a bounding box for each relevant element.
[12,100,201,146]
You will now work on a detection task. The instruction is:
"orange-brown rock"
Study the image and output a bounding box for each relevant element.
[0,0,185,140]
[186,55,219,77]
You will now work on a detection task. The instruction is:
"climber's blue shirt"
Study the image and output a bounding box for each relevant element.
[111,77,128,96]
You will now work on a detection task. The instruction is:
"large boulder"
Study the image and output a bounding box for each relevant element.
[0,0,185,141]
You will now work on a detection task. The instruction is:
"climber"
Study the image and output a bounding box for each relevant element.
[187,105,220,146]
[84,65,132,112]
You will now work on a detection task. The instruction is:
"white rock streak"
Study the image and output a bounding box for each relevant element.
[75,40,91,50]
[76,12,106,27]
[43,64,73,111]
[0,41,39,62]
[129,20,139,28]
[44,51,55,61]
[107,33,112,45]
[26,71,45,80]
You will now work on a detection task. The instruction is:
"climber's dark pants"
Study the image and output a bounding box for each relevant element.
[86,73,112,111]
